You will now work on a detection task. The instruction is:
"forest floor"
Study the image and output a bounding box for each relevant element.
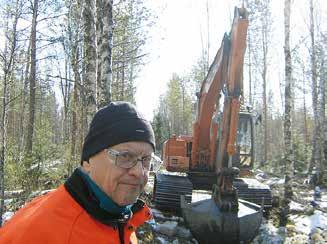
[136,171,327,244]
[2,170,327,243]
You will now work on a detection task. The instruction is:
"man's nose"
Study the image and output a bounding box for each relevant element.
[128,160,146,178]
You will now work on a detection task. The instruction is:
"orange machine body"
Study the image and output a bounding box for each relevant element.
[162,135,192,172]
[162,7,250,175]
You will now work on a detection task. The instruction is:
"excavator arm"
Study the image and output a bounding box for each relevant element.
[181,7,264,243]
[214,7,249,213]
[191,8,248,174]
[191,7,249,212]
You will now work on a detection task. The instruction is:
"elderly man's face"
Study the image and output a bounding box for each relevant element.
[83,141,153,206]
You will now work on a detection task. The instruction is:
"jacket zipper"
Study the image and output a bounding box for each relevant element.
[117,223,125,244]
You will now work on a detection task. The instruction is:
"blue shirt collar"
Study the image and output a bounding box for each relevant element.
[78,168,132,216]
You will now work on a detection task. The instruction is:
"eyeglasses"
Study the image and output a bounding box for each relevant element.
[106,148,152,170]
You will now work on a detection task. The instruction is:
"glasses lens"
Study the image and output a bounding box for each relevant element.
[116,152,137,168]
[141,156,152,170]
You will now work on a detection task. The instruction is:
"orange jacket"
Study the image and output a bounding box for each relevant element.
[0,172,152,244]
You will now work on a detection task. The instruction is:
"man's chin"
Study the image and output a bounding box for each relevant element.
[116,198,138,206]
[114,192,140,206]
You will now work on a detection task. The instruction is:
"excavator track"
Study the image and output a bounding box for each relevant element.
[234,178,272,208]
[153,173,193,210]
[188,173,272,209]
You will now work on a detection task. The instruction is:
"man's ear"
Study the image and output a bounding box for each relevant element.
[82,160,91,173]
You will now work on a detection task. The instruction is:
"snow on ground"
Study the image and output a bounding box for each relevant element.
[265,177,285,187]
[191,190,211,202]
[2,211,14,223]
[4,199,13,206]
[289,200,305,212]
[319,194,327,208]
[289,210,327,235]
[4,190,24,198]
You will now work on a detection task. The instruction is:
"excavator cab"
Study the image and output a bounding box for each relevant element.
[233,112,254,170]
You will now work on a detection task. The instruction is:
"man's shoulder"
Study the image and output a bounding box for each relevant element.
[18,185,82,216]
[0,185,84,243]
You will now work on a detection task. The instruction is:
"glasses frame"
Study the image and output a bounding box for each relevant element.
[106,148,152,170]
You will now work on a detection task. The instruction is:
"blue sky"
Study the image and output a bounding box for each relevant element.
[135,0,327,120]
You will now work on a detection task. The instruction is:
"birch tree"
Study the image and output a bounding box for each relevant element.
[83,0,97,127]
[280,0,293,227]
[97,0,113,107]
[96,0,103,103]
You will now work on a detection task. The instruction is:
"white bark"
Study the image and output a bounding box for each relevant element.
[280,0,293,227]
[98,0,113,107]
[83,0,97,122]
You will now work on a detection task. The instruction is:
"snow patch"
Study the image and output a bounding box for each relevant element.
[155,236,169,244]
[2,211,14,223]
[4,198,13,206]
[154,221,178,237]
[191,190,211,202]
[289,201,305,212]
[265,177,285,186]
[290,210,327,235]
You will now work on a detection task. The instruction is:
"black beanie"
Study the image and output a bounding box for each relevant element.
[81,101,155,162]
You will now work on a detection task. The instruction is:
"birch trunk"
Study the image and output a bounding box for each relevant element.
[262,26,268,163]
[83,0,97,123]
[96,0,103,107]
[280,0,293,227]
[318,59,325,183]
[98,0,113,107]
[71,44,80,174]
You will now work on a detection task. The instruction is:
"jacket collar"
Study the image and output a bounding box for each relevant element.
[64,168,150,227]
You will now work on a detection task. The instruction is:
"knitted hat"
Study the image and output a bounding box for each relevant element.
[81,101,155,163]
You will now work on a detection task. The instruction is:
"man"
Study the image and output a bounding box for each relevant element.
[0,101,155,244]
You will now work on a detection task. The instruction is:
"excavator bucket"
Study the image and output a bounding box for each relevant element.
[181,196,262,243]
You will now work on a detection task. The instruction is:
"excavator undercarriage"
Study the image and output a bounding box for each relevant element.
[153,173,272,211]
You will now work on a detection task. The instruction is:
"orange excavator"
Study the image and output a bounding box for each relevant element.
[153,6,272,243]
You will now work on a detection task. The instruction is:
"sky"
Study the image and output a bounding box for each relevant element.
[135,0,327,120]
[135,0,241,120]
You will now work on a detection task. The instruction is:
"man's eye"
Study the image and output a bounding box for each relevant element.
[119,152,135,161]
